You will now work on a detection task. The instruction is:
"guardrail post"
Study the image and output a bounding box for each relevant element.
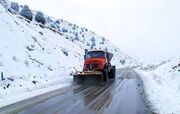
[1,72,5,81]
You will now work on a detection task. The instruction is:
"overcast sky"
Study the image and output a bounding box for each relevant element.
[11,0,180,61]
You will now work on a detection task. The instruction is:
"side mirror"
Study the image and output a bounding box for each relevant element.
[84,49,88,60]
[106,53,109,59]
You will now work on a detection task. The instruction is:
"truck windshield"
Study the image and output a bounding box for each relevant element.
[86,51,105,59]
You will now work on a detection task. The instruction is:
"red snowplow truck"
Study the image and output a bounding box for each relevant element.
[73,50,116,82]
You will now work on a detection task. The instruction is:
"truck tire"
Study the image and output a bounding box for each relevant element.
[102,67,108,82]
[73,76,78,82]
[73,76,81,82]
[112,66,116,78]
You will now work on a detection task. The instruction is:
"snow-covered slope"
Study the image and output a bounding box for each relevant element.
[136,58,180,114]
[153,58,180,91]
[0,0,138,99]
[138,59,170,71]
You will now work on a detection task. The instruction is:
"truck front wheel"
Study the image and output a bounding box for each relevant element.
[102,67,108,82]
[112,66,116,78]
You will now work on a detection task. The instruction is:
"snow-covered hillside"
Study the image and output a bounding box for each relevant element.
[0,0,138,100]
[153,58,180,91]
[136,58,180,114]
[138,60,169,71]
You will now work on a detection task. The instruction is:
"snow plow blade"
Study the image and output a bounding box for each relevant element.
[73,71,103,83]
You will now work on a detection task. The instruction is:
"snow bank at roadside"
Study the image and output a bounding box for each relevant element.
[0,81,71,108]
[136,70,180,114]
[152,58,180,91]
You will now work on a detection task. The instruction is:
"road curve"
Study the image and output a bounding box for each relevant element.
[0,68,152,114]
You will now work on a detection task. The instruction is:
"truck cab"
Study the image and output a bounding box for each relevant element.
[83,50,112,72]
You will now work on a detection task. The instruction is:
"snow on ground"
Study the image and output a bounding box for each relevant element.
[135,57,180,114]
[152,58,180,91]
[0,0,138,107]
[0,80,71,108]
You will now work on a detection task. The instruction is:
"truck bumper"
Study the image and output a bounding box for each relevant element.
[73,71,102,76]
[73,71,103,82]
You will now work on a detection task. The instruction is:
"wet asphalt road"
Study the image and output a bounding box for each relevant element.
[0,68,152,114]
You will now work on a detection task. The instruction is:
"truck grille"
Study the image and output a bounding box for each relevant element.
[87,64,98,71]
